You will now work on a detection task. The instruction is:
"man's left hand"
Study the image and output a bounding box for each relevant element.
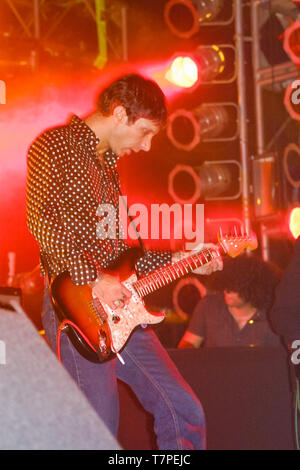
[172,243,223,276]
[192,243,223,275]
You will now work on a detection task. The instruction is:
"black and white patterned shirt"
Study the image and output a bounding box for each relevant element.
[26,115,171,285]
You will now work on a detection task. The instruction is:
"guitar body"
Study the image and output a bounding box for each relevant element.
[49,271,165,363]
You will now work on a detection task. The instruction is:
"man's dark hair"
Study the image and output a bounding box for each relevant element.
[97,73,167,126]
[209,255,282,312]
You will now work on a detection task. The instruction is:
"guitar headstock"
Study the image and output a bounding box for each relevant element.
[217,229,258,258]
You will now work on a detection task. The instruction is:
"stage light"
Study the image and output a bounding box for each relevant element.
[164,0,224,38]
[195,45,225,81]
[283,19,300,65]
[168,161,240,204]
[165,56,198,88]
[167,104,230,151]
[288,206,300,239]
[165,45,225,89]
[252,154,276,218]
[283,143,300,188]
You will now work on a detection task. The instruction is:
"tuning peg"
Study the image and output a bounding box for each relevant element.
[218,226,223,241]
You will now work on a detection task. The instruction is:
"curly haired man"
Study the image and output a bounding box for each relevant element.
[178,255,281,348]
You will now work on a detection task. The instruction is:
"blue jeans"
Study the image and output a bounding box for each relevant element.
[42,290,206,450]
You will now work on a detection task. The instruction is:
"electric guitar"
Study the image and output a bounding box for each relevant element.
[49,231,258,363]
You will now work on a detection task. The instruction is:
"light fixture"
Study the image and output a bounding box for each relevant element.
[167,104,229,151]
[288,206,300,239]
[164,0,224,38]
[168,162,240,204]
[283,143,300,188]
[252,153,276,218]
[165,45,225,90]
[283,19,300,65]
[165,56,199,88]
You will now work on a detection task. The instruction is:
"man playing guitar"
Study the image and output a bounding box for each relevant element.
[26,73,223,449]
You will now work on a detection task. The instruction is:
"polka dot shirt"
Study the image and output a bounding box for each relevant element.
[26,115,171,285]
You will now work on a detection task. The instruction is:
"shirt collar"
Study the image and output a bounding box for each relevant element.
[69,115,120,169]
[69,115,99,150]
[251,310,264,321]
[102,149,120,169]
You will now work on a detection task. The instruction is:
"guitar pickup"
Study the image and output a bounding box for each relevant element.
[90,297,108,322]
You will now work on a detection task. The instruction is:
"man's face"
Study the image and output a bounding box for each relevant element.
[110,108,161,157]
[224,290,246,309]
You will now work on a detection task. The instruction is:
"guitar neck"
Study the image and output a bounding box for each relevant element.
[133,243,225,298]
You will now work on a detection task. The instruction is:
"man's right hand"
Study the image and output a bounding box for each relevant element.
[91,273,131,310]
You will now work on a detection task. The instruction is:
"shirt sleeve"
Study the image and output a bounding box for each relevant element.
[26,138,85,262]
[135,250,172,278]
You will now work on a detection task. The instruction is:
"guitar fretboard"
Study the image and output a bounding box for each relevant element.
[133,246,223,298]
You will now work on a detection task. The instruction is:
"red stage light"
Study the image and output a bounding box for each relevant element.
[283,19,300,65]
[168,162,235,204]
[164,0,224,39]
[167,104,229,151]
[283,143,300,188]
[165,46,225,90]
[288,206,300,239]
[165,56,198,88]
